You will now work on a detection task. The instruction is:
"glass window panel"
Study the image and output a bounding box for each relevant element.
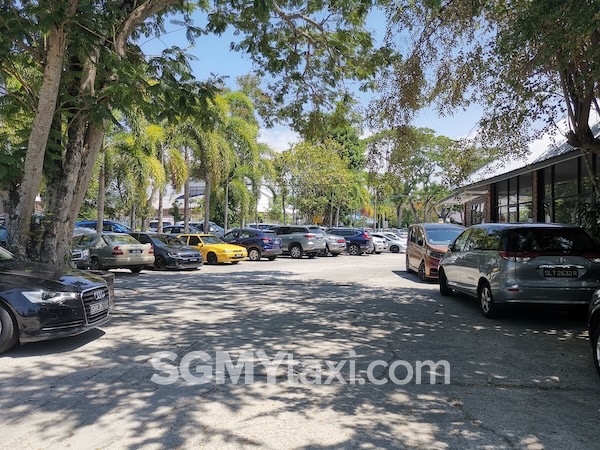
[554,197,578,225]
[496,180,508,207]
[543,166,552,200]
[508,177,518,205]
[554,158,578,197]
[508,205,518,222]
[518,203,532,222]
[519,173,533,202]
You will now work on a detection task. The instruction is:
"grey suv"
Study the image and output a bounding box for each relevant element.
[439,223,600,318]
[272,226,326,259]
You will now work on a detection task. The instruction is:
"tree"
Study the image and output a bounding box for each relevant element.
[376,0,600,157]
[0,0,392,264]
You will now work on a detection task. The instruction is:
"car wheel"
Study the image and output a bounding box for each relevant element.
[267,256,277,261]
[348,244,360,256]
[418,261,427,281]
[479,282,498,319]
[439,269,453,296]
[405,255,414,273]
[130,266,143,274]
[90,256,103,271]
[308,253,317,259]
[592,321,600,377]
[248,248,262,261]
[0,304,18,354]
[331,252,339,257]
[207,253,218,265]
[319,247,328,257]
[390,245,399,253]
[231,261,239,264]
[153,256,166,270]
[290,245,303,259]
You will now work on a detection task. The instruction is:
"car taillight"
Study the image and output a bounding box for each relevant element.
[361,232,370,239]
[498,251,539,262]
[337,239,346,243]
[583,254,600,263]
[304,234,316,238]
[149,245,154,255]
[262,238,271,243]
[112,246,124,255]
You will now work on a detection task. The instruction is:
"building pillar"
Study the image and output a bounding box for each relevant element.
[532,169,539,222]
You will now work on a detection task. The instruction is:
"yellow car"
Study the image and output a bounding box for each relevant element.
[177,234,247,265]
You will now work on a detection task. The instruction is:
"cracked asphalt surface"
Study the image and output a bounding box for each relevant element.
[1,253,599,449]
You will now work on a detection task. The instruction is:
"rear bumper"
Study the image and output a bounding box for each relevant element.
[262,248,283,257]
[104,255,155,268]
[493,286,598,305]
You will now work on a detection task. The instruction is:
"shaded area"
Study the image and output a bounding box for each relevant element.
[0,266,599,449]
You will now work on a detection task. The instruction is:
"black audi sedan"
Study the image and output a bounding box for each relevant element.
[129,232,203,270]
[0,246,112,354]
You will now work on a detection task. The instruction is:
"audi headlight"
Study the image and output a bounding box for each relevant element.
[22,291,79,304]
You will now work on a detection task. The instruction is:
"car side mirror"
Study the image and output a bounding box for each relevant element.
[447,243,454,252]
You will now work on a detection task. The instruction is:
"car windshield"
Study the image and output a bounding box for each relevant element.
[104,234,140,245]
[153,235,185,246]
[202,235,223,245]
[425,228,463,245]
[0,246,14,261]
[509,228,596,253]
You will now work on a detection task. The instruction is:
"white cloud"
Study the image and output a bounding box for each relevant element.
[258,126,300,152]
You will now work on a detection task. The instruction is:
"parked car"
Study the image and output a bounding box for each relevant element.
[406,223,465,280]
[222,228,283,261]
[369,235,387,254]
[372,232,406,253]
[130,232,203,270]
[72,232,154,273]
[0,225,7,248]
[307,226,346,256]
[178,233,247,264]
[326,228,374,256]
[0,245,113,353]
[149,220,174,232]
[73,226,97,236]
[179,221,225,238]
[439,223,600,318]
[75,220,131,233]
[271,226,326,259]
[588,291,600,376]
[163,224,201,234]
[248,223,279,230]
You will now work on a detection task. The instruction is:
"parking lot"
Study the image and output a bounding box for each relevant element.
[1,253,599,449]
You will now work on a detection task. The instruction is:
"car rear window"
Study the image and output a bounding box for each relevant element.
[506,227,596,253]
[263,231,277,237]
[104,234,140,245]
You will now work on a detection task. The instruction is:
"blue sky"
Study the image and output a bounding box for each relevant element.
[140,9,483,151]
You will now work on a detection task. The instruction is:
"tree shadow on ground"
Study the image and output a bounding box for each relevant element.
[1,267,598,448]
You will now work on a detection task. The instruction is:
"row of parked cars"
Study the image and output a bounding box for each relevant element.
[70,221,409,273]
[403,221,600,377]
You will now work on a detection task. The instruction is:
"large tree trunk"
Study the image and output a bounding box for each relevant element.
[157,188,164,232]
[183,147,190,232]
[224,180,230,232]
[97,148,106,233]
[7,0,78,259]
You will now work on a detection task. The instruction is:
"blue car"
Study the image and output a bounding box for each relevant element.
[223,228,283,261]
[76,220,131,233]
[326,227,374,256]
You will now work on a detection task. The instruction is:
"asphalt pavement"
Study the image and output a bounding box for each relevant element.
[1,253,599,449]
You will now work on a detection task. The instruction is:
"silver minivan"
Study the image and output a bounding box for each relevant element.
[439,223,600,318]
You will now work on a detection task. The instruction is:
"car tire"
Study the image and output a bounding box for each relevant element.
[290,245,303,259]
[248,248,262,261]
[405,255,414,273]
[130,266,143,274]
[439,269,453,296]
[90,256,103,271]
[479,282,499,319]
[0,303,18,354]
[267,256,277,261]
[390,245,399,253]
[592,321,600,377]
[153,256,166,270]
[418,261,427,281]
[348,244,360,256]
[308,253,317,259]
[331,252,339,257]
[375,250,382,254]
[207,253,218,265]
[319,247,328,257]
[231,261,239,264]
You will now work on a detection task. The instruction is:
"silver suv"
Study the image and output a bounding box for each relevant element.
[272,226,326,259]
[439,223,600,318]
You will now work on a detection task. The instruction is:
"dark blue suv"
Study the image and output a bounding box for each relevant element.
[223,228,283,261]
[76,220,131,233]
[326,228,374,256]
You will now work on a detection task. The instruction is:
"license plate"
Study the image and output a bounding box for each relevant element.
[89,299,109,315]
[235,254,242,258]
[189,258,198,262]
[130,249,142,254]
[543,269,578,278]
